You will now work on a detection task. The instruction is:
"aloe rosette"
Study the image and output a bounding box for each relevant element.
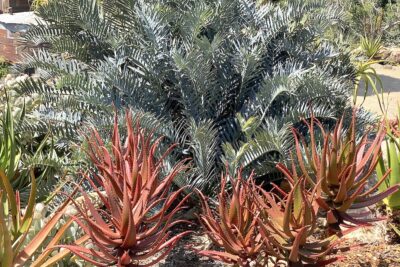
[57,111,192,266]
[284,111,398,233]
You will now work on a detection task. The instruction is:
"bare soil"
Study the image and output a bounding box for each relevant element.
[156,222,400,266]
[160,238,400,266]
[329,241,400,267]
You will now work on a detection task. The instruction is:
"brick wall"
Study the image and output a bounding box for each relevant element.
[0,28,20,62]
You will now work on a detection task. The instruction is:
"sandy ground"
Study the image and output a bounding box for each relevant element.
[356,64,400,119]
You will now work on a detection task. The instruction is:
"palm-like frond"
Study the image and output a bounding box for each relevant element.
[17,0,374,196]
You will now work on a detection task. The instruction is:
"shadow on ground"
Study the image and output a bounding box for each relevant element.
[358,74,400,96]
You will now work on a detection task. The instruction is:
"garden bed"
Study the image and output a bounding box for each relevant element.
[330,242,400,267]
[2,0,400,266]
[158,228,400,266]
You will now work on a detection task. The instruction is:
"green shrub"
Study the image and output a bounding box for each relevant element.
[18,0,369,196]
[332,0,400,46]
[360,35,383,59]
[30,0,48,11]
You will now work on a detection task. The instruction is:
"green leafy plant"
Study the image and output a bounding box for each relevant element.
[0,98,68,203]
[284,111,399,233]
[335,0,400,43]
[376,116,400,209]
[0,98,21,181]
[360,36,383,59]
[0,169,79,267]
[353,60,385,111]
[19,0,363,195]
[30,0,48,10]
[0,75,43,141]
[58,111,192,266]
[0,100,83,267]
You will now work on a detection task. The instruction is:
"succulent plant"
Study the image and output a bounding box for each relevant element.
[196,170,265,266]
[196,168,344,267]
[58,110,192,266]
[23,203,87,267]
[255,175,342,267]
[286,111,399,233]
[376,116,400,210]
[0,169,77,267]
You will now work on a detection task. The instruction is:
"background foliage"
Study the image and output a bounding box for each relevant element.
[17,0,374,196]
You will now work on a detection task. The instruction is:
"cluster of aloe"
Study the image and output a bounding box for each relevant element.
[0,109,193,266]
[197,170,341,266]
[1,106,397,266]
[196,111,399,266]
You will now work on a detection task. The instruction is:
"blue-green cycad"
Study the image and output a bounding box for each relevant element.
[17,0,364,196]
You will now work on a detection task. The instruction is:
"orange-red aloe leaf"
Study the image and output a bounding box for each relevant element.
[358,168,391,197]
[134,230,192,264]
[338,212,378,226]
[79,188,111,234]
[72,212,122,246]
[194,249,240,263]
[292,128,315,185]
[13,181,81,266]
[30,217,75,267]
[121,179,134,238]
[68,110,191,266]
[71,217,120,257]
[228,173,241,224]
[66,193,121,242]
[288,227,307,263]
[282,181,299,238]
[337,184,366,212]
[352,185,399,209]
[96,165,123,198]
[54,245,110,266]
[276,163,295,184]
[14,205,68,265]
[333,165,352,204]
[327,142,338,186]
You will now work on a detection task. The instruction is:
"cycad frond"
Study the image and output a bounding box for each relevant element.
[17,0,375,197]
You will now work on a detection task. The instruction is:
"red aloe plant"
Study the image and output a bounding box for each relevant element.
[255,176,342,267]
[283,111,399,233]
[58,111,192,266]
[196,170,265,267]
[196,169,344,267]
